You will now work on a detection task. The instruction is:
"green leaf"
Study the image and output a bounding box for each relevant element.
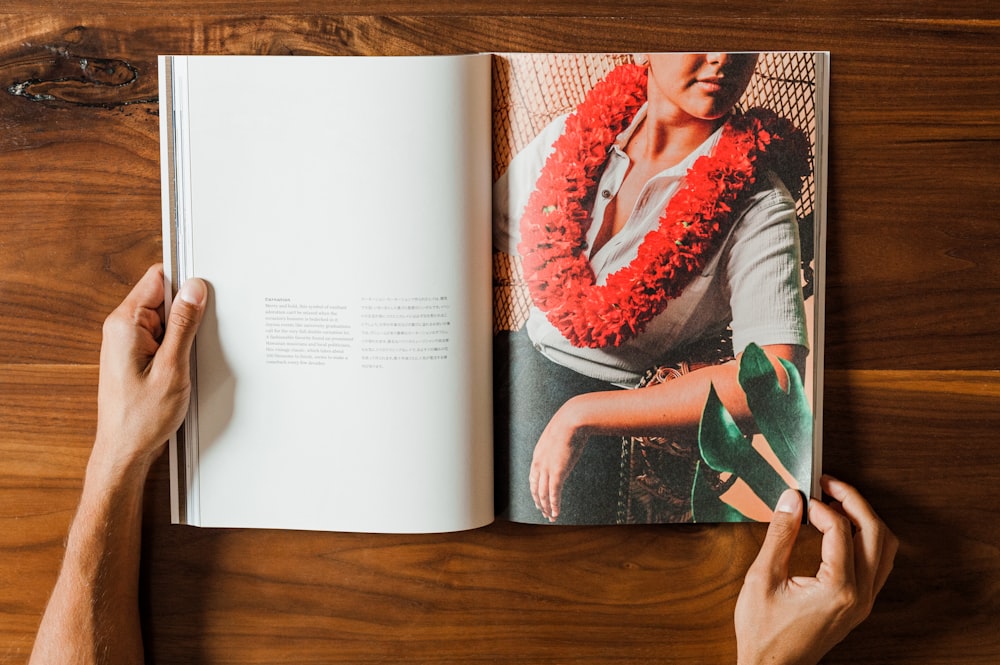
[696,383,790,515]
[738,343,813,493]
[698,383,751,472]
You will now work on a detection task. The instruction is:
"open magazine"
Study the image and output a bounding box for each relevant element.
[159,52,828,533]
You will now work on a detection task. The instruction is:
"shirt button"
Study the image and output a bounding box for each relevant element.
[601,189,612,199]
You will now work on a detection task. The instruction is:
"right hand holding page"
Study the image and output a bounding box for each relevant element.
[734,475,898,665]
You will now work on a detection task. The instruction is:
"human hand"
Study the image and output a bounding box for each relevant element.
[92,264,207,480]
[734,475,898,665]
[529,400,588,522]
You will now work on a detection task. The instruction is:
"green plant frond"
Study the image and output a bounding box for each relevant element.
[697,382,752,473]
[737,344,813,492]
[697,380,791,511]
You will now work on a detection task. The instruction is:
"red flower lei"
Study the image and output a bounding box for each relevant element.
[517,63,811,349]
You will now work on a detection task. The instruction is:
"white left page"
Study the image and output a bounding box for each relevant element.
[159,54,494,533]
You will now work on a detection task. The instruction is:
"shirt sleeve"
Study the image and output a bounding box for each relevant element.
[725,172,810,354]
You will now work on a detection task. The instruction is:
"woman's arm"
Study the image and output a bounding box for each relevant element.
[529,343,806,522]
[29,265,206,665]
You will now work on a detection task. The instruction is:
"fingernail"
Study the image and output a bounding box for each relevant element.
[178,279,206,306]
[775,489,800,514]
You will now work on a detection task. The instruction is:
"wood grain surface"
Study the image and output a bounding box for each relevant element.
[2,5,998,664]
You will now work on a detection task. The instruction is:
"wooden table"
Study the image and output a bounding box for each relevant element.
[2,3,998,663]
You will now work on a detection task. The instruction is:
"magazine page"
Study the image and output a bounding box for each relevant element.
[161,54,494,533]
[491,52,826,525]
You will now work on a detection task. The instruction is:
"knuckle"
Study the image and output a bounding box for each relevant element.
[102,309,122,333]
[833,585,861,614]
[885,542,899,571]
[841,586,859,608]
[171,302,200,330]
[102,309,132,342]
[830,510,854,538]
[882,525,900,557]
[767,515,799,543]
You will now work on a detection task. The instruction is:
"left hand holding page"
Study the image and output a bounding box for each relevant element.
[93,263,207,479]
[30,264,207,665]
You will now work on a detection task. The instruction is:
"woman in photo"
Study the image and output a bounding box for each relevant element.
[493,53,813,524]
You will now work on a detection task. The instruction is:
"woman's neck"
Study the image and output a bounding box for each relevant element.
[634,100,725,170]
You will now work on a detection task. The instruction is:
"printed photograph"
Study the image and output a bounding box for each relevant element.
[491,52,823,525]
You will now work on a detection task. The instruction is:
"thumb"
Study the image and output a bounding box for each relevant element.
[748,489,804,585]
[159,278,208,367]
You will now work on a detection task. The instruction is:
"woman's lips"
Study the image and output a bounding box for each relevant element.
[695,78,724,93]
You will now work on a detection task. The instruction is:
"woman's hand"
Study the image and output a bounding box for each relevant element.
[734,475,898,665]
[529,399,589,522]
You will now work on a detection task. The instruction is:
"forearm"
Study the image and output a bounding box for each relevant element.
[556,343,804,441]
[30,444,151,665]
[557,361,748,442]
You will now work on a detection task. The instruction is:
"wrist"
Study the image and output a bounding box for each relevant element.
[736,647,815,665]
[86,433,160,495]
[554,394,592,438]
